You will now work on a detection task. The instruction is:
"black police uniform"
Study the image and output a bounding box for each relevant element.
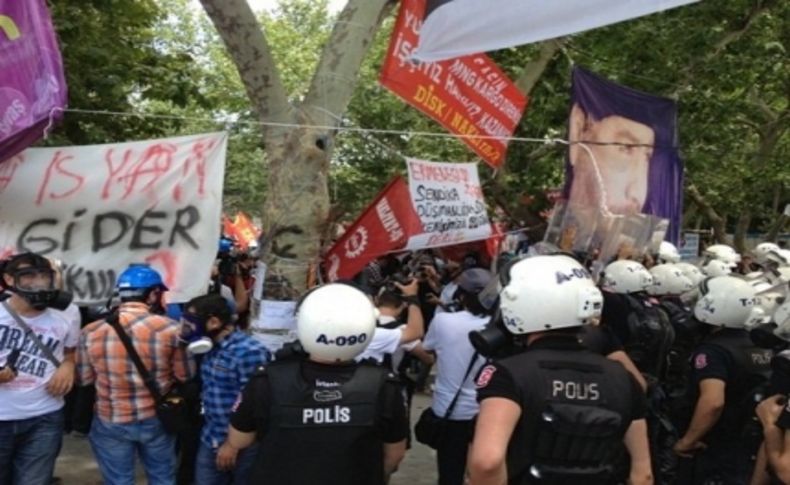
[659,296,702,399]
[476,334,647,484]
[230,358,408,485]
[680,328,773,484]
[601,291,675,380]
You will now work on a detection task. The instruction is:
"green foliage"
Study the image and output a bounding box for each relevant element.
[47,0,788,232]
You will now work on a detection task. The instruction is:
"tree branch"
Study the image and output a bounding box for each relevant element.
[674,0,777,96]
[515,39,565,95]
[686,184,729,243]
[199,0,292,124]
[302,0,392,127]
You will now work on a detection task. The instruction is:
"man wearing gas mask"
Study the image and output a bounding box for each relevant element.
[180,293,269,485]
[0,252,79,485]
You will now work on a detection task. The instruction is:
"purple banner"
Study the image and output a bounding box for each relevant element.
[0,0,67,163]
[563,65,683,245]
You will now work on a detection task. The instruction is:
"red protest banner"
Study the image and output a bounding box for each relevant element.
[379,0,528,169]
[325,176,422,281]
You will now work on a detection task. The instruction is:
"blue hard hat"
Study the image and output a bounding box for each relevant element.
[218,237,234,254]
[116,264,168,292]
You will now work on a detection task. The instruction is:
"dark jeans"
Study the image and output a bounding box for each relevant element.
[436,418,475,485]
[194,441,258,485]
[0,408,64,485]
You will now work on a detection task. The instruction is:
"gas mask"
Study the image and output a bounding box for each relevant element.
[179,312,215,355]
[8,267,73,311]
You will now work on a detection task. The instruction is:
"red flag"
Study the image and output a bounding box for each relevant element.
[325,177,422,281]
[233,212,260,250]
[380,0,527,169]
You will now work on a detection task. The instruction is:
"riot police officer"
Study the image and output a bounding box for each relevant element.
[600,259,675,381]
[647,264,698,398]
[674,276,773,484]
[469,255,652,485]
[226,283,409,485]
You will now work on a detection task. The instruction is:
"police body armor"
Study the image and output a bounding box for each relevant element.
[660,297,701,397]
[256,360,391,485]
[498,346,633,484]
[701,330,773,445]
[621,294,675,380]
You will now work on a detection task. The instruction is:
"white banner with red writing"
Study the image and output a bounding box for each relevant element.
[406,158,491,249]
[380,0,527,169]
[0,132,228,304]
[325,160,494,280]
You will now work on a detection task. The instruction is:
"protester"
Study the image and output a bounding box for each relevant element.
[182,293,270,485]
[356,279,424,367]
[77,263,193,485]
[0,253,79,485]
[421,268,492,485]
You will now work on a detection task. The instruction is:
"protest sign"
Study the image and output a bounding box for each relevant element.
[550,66,683,257]
[0,132,228,304]
[0,0,67,162]
[380,0,527,168]
[324,176,422,281]
[679,232,700,261]
[406,158,492,249]
[414,0,698,62]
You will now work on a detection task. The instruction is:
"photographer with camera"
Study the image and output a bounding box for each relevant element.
[356,279,424,368]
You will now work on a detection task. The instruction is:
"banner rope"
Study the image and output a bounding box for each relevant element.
[61,108,670,149]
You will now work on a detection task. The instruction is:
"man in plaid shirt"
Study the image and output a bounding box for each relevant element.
[182,293,269,485]
[77,264,193,485]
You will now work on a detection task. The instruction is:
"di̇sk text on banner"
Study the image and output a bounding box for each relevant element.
[380,0,527,168]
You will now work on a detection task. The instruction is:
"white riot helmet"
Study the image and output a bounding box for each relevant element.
[765,249,790,268]
[774,302,790,342]
[752,242,780,266]
[601,260,653,294]
[296,283,377,362]
[702,259,732,277]
[499,255,603,335]
[675,262,705,286]
[703,244,740,267]
[658,241,681,264]
[694,276,761,328]
[648,264,694,296]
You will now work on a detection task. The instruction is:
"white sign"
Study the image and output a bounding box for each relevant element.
[0,132,228,304]
[406,158,492,249]
[679,232,700,261]
[250,299,298,354]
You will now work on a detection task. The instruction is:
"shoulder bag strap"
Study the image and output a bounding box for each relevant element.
[106,311,163,402]
[1,300,61,367]
[442,352,479,419]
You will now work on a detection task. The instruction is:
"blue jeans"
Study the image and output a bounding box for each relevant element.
[0,408,64,485]
[89,416,176,485]
[194,441,258,485]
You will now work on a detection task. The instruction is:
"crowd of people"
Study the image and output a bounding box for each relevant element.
[0,234,789,485]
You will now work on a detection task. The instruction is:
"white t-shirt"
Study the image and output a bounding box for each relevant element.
[356,317,420,372]
[435,282,458,314]
[0,303,80,420]
[423,310,489,420]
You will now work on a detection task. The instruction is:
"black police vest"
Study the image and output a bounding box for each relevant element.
[256,360,391,485]
[660,297,699,394]
[702,330,773,440]
[498,346,634,484]
[622,294,675,379]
